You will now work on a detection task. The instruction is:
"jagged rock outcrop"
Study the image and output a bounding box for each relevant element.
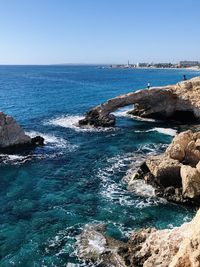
[79,76,200,127]
[76,224,127,267]
[77,209,200,267]
[120,208,200,267]
[169,208,200,267]
[0,112,44,152]
[129,130,200,205]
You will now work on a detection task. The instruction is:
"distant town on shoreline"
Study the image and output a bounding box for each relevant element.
[108,60,200,70]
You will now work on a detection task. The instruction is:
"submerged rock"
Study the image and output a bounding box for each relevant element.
[76,224,127,266]
[0,112,44,152]
[79,76,200,127]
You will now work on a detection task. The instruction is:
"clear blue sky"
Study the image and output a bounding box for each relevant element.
[0,0,199,64]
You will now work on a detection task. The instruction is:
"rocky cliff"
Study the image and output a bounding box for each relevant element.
[79,76,200,127]
[77,209,200,267]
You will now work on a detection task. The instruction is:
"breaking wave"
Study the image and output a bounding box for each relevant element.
[26,131,78,151]
[136,127,177,136]
[96,151,166,209]
[45,115,116,132]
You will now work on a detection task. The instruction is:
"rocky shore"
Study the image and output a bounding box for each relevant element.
[77,209,200,267]
[77,130,200,266]
[79,76,200,127]
[77,76,200,266]
[128,130,200,206]
[0,112,44,154]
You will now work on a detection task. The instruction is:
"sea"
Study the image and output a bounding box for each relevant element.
[0,65,199,266]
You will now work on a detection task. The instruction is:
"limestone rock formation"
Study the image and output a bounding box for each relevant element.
[169,209,200,267]
[77,209,200,266]
[0,112,44,152]
[181,165,200,199]
[79,76,200,127]
[129,130,200,205]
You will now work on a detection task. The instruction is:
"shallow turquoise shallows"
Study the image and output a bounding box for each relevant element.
[0,66,198,266]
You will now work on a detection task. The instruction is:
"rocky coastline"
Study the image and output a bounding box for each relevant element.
[76,130,200,266]
[127,130,200,206]
[79,76,200,127]
[77,209,200,267]
[77,76,200,266]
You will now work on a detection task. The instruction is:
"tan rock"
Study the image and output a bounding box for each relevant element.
[186,140,196,151]
[169,209,200,267]
[77,209,200,267]
[196,138,200,150]
[197,161,200,173]
[194,132,200,141]
[168,143,185,161]
[181,165,200,198]
[166,130,193,162]
[124,222,190,267]
[146,155,182,187]
[121,209,200,267]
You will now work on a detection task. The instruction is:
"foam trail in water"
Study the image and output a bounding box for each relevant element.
[113,107,157,122]
[96,152,165,209]
[136,127,177,136]
[46,115,115,132]
[113,106,133,117]
[0,154,30,164]
[26,131,77,151]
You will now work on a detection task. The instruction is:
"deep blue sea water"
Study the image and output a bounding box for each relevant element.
[0,66,199,266]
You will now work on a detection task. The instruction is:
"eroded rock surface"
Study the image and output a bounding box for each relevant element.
[79,76,200,127]
[0,112,44,152]
[77,209,200,267]
[128,130,200,205]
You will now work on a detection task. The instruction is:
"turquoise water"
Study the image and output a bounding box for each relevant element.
[0,66,198,266]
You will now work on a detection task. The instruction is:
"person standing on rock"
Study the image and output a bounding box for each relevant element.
[183,75,187,80]
[147,82,151,89]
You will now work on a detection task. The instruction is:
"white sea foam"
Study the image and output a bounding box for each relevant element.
[113,106,133,117]
[45,115,115,132]
[26,130,77,151]
[130,115,156,122]
[88,237,106,254]
[137,143,167,155]
[96,152,165,208]
[0,154,31,164]
[128,180,155,197]
[148,127,177,136]
[5,154,25,161]
[113,107,156,122]
[136,127,177,136]
[0,130,78,165]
